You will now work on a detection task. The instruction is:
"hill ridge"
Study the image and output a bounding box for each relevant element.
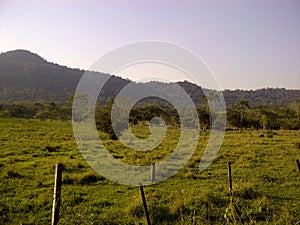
[0,49,299,106]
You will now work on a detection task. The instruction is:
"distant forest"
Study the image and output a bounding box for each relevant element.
[0,50,299,134]
[0,50,299,106]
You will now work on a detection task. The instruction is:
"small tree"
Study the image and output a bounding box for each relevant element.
[260,114,268,131]
[198,107,210,131]
[235,100,250,133]
[95,99,127,140]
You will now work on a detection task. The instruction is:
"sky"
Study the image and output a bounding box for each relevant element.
[0,0,299,90]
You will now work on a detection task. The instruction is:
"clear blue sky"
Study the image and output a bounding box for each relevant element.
[1,0,299,90]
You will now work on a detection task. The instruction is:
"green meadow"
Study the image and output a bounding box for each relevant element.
[0,118,299,224]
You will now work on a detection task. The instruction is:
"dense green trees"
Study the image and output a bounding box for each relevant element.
[0,102,71,120]
[227,101,300,130]
[0,99,299,139]
[93,98,299,136]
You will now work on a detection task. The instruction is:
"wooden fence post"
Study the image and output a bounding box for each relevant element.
[52,163,63,225]
[151,163,155,183]
[227,162,233,196]
[139,182,151,225]
[297,159,300,172]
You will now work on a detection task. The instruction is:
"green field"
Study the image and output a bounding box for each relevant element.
[0,118,299,224]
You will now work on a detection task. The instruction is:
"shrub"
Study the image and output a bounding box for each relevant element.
[5,170,23,178]
[44,145,60,152]
[77,172,105,185]
[236,184,260,200]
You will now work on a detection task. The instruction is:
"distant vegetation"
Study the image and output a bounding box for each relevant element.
[0,50,299,107]
[0,98,299,137]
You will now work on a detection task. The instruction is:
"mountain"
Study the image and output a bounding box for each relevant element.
[0,50,129,103]
[0,50,299,106]
[0,50,82,102]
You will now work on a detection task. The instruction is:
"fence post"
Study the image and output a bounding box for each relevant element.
[151,163,155,183]
[297,159,300,172]
[227,162,233,196]
[139,182,151,225]
[52,163,63,225]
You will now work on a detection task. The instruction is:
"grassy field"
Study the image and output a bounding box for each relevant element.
[0,118,299,224]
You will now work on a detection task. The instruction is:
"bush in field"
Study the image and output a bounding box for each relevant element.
[95,99,127,140]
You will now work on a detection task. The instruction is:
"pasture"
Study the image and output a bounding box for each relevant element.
[0,118,299,224]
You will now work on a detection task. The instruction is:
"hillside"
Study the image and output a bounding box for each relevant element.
[0,50,130,103]
[0,50,299,106]
[223,88,300,106]
[0,50,82,102]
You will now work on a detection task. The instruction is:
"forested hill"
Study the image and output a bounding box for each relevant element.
[0,49,299,106]
[0,50,83,102]
[0,50,130,103]
[223,88,300,106]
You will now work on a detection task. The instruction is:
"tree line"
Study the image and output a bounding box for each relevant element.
[0,99,299,137]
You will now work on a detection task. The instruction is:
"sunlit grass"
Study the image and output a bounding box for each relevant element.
[0,118,299,224]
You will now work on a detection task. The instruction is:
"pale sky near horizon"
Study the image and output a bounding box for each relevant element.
[0,0,299,90]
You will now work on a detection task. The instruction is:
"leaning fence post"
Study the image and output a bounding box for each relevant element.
[139,182,151,225]
[296,159,300,172]
[151,163,156,183]
[52,163,63,225]
[227,162,233,196]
